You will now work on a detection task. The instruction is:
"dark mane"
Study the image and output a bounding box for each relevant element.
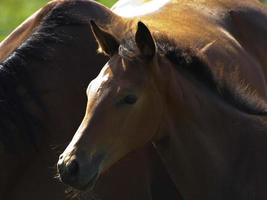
[0,5,86,153]
[0,54,41,153]
[118,33,267,116]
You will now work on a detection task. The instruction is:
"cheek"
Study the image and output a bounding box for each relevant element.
[120,91,163,147]
[139,96,162,133]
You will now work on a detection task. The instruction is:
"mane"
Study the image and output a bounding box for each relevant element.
[0,54,41,153]
[118,33,267,116]
[0,6,85,153]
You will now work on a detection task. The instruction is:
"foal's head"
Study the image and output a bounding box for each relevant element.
[58,21,167,190]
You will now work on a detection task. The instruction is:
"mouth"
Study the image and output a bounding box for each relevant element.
[58,152,105,191]
[78,172,99,191]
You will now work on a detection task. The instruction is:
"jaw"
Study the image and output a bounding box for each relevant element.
[74,172,100,191]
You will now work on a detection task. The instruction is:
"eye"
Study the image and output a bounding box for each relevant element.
[123,95,138,105]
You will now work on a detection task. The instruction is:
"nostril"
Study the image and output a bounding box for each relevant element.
[59,154,64,160]
[66,159,79,176]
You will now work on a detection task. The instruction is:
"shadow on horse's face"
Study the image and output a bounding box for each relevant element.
[58,21,164,190]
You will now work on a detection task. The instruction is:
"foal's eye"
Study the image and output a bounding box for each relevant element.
[123,95,138,105]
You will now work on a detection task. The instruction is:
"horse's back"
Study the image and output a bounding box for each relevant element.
[0,1,60,62]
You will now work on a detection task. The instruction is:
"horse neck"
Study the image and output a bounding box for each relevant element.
[154,65,267,200]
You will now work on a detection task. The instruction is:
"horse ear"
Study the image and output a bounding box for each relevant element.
[135,21,156,59]
[90,20,119,57]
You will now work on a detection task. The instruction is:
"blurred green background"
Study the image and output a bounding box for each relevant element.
[0,0,266,41]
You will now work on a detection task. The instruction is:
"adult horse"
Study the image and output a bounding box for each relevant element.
[58,0,267,199]
[0,0,178,199]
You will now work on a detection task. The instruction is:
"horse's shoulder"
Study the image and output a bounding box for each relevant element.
[225,2,267,78]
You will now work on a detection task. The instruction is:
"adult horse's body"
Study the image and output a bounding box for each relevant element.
[0,1,179,199]
[58,0,267,199]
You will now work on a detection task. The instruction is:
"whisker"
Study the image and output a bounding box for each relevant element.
[65,187,101,200]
